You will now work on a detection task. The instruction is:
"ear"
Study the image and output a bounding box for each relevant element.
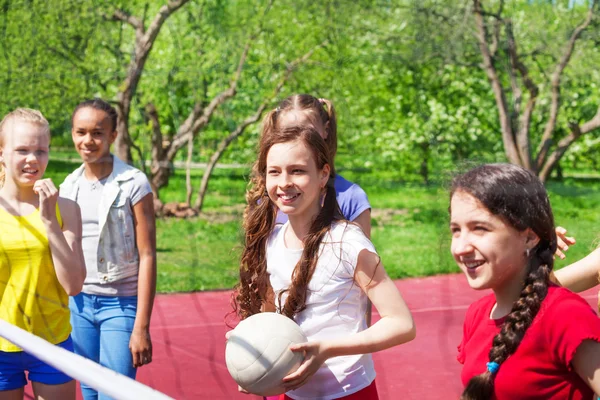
[523,228,540,249]
[109,130,118,145]
[320,163,331,188]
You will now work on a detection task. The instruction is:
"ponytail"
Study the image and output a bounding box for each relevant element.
[319,98,338,162]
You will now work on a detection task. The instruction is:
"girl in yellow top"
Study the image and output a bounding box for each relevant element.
[0,108,86,400]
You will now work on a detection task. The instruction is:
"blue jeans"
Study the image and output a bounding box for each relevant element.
[69,293,138,400]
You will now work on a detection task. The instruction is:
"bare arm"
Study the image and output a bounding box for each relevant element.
[129,193,157,367]
[573,339,600,393]
[36,179,86,296]
[353,209,371,239]
[553,248,600,293]
[283,249,415,390]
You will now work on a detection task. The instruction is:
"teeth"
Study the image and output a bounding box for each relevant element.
[280,194,299,200]
[465,261,484,269]
[23,169,37,173]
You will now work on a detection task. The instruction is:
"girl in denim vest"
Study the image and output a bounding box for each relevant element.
[60,99,156,400]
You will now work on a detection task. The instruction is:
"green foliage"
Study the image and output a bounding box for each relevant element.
[2,0,599,193]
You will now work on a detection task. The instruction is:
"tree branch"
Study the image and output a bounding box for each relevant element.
[110,8,144,31]
[539,105,600,181]
[193,40,328,211]
[505,19,539,170]
[536,0,597,170]
[167,0,275,159]
[472,0,521,165]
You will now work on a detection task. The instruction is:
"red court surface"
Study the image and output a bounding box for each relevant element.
[24,273,600,399]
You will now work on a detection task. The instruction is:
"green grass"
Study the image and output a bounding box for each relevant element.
[44,160,600,293]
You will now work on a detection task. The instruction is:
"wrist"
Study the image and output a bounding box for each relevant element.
[320,340,336,360]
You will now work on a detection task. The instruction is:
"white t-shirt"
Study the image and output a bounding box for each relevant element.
[266,221,377,400]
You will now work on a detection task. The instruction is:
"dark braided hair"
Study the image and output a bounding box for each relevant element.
[450,164,557,400]
[71,98,118,132]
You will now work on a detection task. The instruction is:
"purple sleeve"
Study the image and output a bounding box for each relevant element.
[335,175,371,221]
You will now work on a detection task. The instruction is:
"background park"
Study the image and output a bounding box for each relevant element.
[2,0,600,397]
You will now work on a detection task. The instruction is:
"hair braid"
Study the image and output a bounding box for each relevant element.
[461,246,553,400]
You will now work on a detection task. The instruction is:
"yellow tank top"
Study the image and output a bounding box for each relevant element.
[0,205,70,352]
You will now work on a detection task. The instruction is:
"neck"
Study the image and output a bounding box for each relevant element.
[491,265,528,319]
[84,154,113,181]
[286,205,321,249]
[0,180,38,204]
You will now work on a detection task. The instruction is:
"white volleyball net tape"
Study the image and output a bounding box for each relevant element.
[0,318,173,400]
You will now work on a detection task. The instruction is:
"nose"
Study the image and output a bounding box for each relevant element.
[83,133,94,145]
[25,151,38,163]
[452,232,475,256]
[278,172,293,189]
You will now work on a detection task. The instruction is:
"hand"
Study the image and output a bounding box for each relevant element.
[282,341,328,391]
[237,385,250,394]
[129,327,153,368]
[555,226,576,260]
[33,179,58,226]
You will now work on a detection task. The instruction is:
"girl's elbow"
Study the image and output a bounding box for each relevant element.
[398,317,416,343]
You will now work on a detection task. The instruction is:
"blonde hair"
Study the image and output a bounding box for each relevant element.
[0,108,50,188]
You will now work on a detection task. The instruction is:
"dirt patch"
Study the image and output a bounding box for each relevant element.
[371,208,410,226]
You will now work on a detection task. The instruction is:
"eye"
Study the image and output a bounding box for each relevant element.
[292,169,304,174]
[267,169,279,176]
[450,226,460,235]
[474,226,489,232]
[35,150,47,156]
[16,149,28,154]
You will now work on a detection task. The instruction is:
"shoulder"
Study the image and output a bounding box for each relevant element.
[334,175,370,221]
[328,221,367,241]
[57,197,82,228]
[335,175,368,199]
[541,285,597,319]
[60,164,85,188]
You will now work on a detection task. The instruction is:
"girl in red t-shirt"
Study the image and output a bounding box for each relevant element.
[450,163,600,400]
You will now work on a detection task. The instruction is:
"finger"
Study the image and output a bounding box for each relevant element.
[283,360,311,382]
[556,226,567,235]
[555,250,566,260]
[131,349,142,368]
[289,343,308,352]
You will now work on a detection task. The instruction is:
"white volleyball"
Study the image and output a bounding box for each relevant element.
[225,312,307,396]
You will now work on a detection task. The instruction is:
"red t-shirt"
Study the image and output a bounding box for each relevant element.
[457,285,600,399]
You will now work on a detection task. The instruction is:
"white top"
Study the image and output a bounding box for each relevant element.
[266,221,377,400]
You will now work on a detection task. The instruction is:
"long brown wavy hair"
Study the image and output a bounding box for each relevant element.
[451,164,557,400]
[234,125,343,321]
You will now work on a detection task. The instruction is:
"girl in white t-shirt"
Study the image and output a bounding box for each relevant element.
[233,125,415,400]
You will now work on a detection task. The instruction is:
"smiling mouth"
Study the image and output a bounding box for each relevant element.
[464,260,485,270]
[278,193,300,201]
[22,168,38,174]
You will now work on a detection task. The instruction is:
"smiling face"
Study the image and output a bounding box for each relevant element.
[265,139,330,222]
[71,107,116,164]
[0,121,50,187]
[450,190,536,292]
